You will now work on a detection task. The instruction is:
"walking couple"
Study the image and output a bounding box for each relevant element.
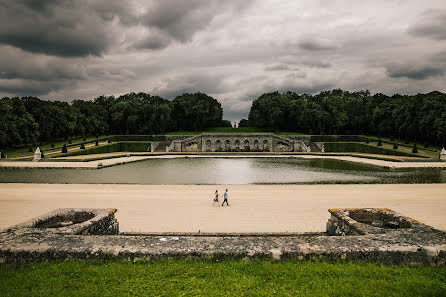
[213,189,229,206]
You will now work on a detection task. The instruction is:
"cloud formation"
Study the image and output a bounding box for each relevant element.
[0,0,445,121]
[408,10,446,40]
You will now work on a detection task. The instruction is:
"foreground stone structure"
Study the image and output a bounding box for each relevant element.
[1,208,445,266]
[166,133,324,153]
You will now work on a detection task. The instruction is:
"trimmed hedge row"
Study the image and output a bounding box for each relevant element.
[323,142,423,157]
[52,142,151,158]
[109,135,166,142]
[311,135,368,142]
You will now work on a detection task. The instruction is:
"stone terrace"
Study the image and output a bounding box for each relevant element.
[1,208,445,266]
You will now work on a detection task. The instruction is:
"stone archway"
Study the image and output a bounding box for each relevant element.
[205,139,211,151]
[225,140,231,151]
[254,140,259,151]
[244,139,250,151]
[234,140,240,151]
[215,140,222,151]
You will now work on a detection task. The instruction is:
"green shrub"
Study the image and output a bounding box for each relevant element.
[412,143,418,153]
[80,143,85,149]
[393,143,398,149]
[83,136,87,141]
[377,139,382,146]
[62,144,68,153]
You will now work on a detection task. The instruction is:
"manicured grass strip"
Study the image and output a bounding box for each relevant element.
[1,260,445,297]
[164,131,202,135]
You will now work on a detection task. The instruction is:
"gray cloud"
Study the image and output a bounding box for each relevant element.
[265,64,294,71]
[152,73,229,99]
[135,0,253,50]
[1,0,446,120]
[133,31,172,50]
[0,0,137,57]
[297,37,339,51]
[0,47,87,81]
[386,63,445,80]
[142,0,214,43]
[408,10,446,40]
[0,79,74,96]
[302,60,331,68]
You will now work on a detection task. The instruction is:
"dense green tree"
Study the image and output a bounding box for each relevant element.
[171,93,223,131]
[247,90,446,146]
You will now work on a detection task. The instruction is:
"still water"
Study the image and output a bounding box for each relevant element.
[0,158,445,184]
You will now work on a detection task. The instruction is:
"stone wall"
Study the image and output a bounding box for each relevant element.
[1,208,445,266]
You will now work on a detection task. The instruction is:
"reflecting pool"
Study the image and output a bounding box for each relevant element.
[0,157,445,184]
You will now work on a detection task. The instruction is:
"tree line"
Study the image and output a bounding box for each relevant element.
[2,89,446,149]
[244,89,446,146]
[0,92,224,148]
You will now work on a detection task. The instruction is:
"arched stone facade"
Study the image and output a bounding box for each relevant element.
[166,133,318,153]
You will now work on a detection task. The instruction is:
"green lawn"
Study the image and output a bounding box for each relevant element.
[1,260,445,296]
[369,141,437,158]
[275,132,307,135]
[2,135,105,159]
[164,131,202,135]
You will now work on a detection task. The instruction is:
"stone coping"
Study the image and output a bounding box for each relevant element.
[1,208,445,266]
[327,208,432,235]
[7,208,117,235]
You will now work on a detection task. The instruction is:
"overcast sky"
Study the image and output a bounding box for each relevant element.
[1,0,446,121]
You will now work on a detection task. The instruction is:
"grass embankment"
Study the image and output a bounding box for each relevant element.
[0,260,445,296]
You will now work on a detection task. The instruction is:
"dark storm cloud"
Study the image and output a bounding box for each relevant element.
[135,0,253,50]
[0,47,87,81]
[0,0,136,57]
[386,63,445,80]
[142,0,213,43]
[408,10,446,40]
[0,79,72,96]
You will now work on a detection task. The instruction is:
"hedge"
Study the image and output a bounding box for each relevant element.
[109,135,166,142]
[323,142,423,157]
[310,135,368,142]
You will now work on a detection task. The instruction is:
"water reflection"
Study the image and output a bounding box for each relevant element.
[0,157,444,185]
